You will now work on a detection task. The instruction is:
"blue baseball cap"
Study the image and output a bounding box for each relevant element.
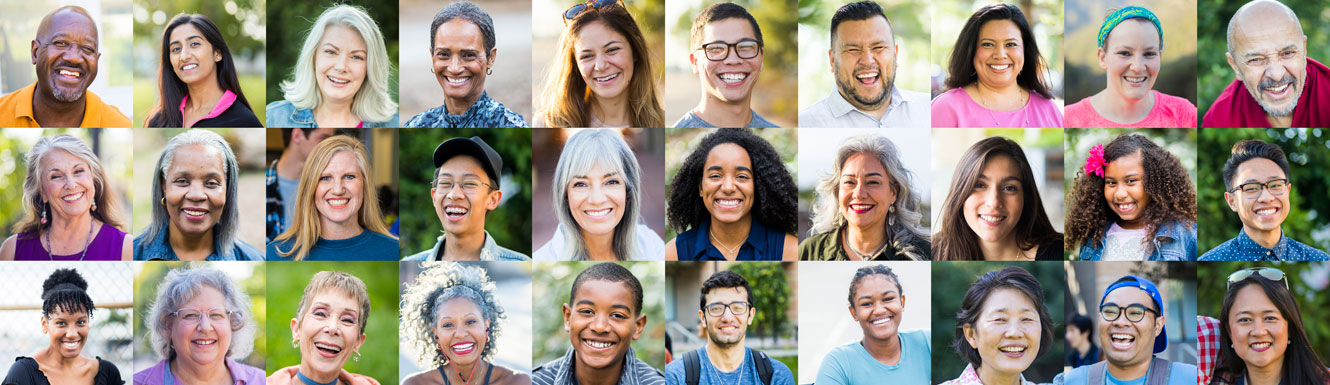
[1099,275,1167,354]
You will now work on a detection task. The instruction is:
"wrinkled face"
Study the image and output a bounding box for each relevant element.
[575,20,634,101]
[169,23,219,87]
[40,149,97,219]
[164,143,226,240]
[314,151,364,228]
[972,19,1025,90]
[962,155,1025,245]
[1103,151,1151,230]
[1225,158,1290,235]
[433,155,499,235]
[169,286,234,369]
[1227,284,1289,371]
[1099,20,1160,102]
[434,18,491,104]
[43,308,90,359]
[964,288,1041,377]
[434,297,489,367]
[692,18,763,105]
[34,11,99,103]
[699,143,755,225]
[293,289,365,377]
[831,16,895,111]
[567,162,627,239]
[700,287,753,348]
[1099,287,1161,368]
[564,279,644,372]
[314,24,368,105]
[849,275,904,342]
[839,153,896,230]
[1228,18,1307,119]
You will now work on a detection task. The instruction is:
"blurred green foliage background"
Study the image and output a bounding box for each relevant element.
[133,262,267,369]
[265,0,399,109]
[931,262,1064,384]
[532,262,666,369]
[1197,0,1330,119]
[0,129,134,240]
[1197,261,1330,363]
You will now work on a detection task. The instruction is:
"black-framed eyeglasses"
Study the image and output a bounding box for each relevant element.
[1227,267,1289,290]
[563,0,624,25]
[1099,303,1159,323]
[1229,179,1289,197]
[695,41,762,61]
[704,301,752,317]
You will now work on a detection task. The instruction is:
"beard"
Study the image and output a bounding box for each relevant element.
[834,64,894,111]
[1241,70,1300,118]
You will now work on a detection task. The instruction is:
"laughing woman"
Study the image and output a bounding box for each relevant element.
[1,135,130,260]
[267,136,398,260]
[3,269,123,385]
[266,271,380,385]
[145,13,262,128]
[942,266,1053,385]
[1064,7,1196,128]
[401,262,530,385]
[267,5,398,128]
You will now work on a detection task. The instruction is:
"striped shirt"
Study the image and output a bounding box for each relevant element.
[533,347,663,385]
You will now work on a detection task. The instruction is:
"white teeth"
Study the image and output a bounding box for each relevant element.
[59,69,80,78]
[999,346,1026,353]
[871,317,891,325]
[980,215,1004,223]
[314,342,342,353]
[595,73,619,82]
[989,64,1010,70]
[62,341,79,348]
[856,72,878,79]
[1266,83,1290,93]
[585,340,614,349]
[1111,333,1135,341]
[194,339,216,345]
[63,192,84,202]
[849,204,873,211]
[716,199,740,208]
[445,207,468,215]
[328,76,349,84]
[585,208,612,217]
[182,64,198,71]
[183,209,207,216]
[452,342,475,351]
[328,198,349,206]
[719,73,747,82]
[1116,203,1136,211]
[1124,76,1147,83]
[1256,208,1276,215]
[1250,342,1271,349]
[446,76,469,84]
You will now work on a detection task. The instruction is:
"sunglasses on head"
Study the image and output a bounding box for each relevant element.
[563,0,625,25]
[1227,267,1288,290]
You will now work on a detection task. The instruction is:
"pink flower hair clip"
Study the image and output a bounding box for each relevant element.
[1084,144,1105,178]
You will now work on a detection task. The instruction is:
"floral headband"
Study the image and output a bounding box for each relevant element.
[1097,6,1162,48]
[1084,144,1105,177]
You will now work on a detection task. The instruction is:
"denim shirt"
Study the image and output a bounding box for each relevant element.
[402,231,530,261]
[133,227,263,261]
[1078,220,1196,261]
[265,100,398,128]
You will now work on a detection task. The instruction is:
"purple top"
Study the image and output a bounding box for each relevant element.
[14,222,125,260]
[132,359,266,385]
[931,87,1064,128]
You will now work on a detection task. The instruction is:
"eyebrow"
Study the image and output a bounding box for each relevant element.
[977,173,1021,184]
[1244,44,1299,59]
[323,42,365,55]
[703,38,759,45]
[581,40,624,54]
[576,299,633,312]
[706,165,753,173]
[843,172,884,178]
[48,163,88,173]
[170,35,203,45]
[979,37,1019,43]
[573,171,620,179]
[856,289,897,302]
[437,172,481,179]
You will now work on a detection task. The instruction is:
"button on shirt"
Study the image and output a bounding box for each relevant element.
[1199,229,1329,261]
[799,87,930,128]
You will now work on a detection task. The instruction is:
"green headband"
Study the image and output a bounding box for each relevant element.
[1097,6,1162,48]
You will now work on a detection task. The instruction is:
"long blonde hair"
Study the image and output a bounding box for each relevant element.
[272,135,395,260]
[538,4,662,128]
[279,5,397,123]
[12,135,126,238]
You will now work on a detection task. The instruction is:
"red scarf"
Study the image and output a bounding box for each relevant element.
[1203,58,1330,128]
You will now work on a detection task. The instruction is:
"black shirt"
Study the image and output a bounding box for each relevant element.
[2,356,123,385]
[192,100,263,128]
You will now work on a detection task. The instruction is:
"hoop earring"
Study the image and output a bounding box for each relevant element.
[292,338,299,349]
[160,197,166,206]
[352,351,361,362]
[486,68,493,76]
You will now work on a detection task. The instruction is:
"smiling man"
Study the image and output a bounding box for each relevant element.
[1203,0,1329,128]
[0,6,130,128]
[674,2,777,129]
[665,270,793,385]
[1054,276,1195,385]
[404,136,528,261]
[1200,140,1328,261]
[534,262,661,385]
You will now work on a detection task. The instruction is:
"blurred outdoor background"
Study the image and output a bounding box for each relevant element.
[399,261,532,382]
[1197,261,1330,362]
[664,127,794,240]
[267,261,399,384]
[1062,0,1196,107]
[666,0,797,127]
[666,262,798,379]
[1065,261,1198,371]
[798,128,931,239]
[132,0,267,128]
[265,0,398,114]
[931,0,1064,102]
[1197,0,1330,120]
[931,261,1063,384]
[798,0,930,114]
[398,0,532,122]
[0,262,133,377]
[531,0,664,116]
[398,128,532,257]
[0,0,133,121]
[533,261,665,369]
[132,261,266,372]
[533,128,666,250]
[263,128,398,242]
[931,128,1065,235]
[0,128,134,240]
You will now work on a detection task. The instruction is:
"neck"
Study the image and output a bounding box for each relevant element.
[859,88,892,119]
[297,361,338,385]
[276,151,305,180]
[591,94,630,126]
[186,80,226,112]
[978,238,1028,261]
[1266,113,1293,129]
[581,229,617,261]
[1073,339,1091,356]
[49,213,94,241]
[1245,358,1284,385]
[976,364,1021,385]
[321,218,364,240]
[705,341,746,372]
[693,95,752,128]
[314,98,359,128]
[710,216,752,260]
[844,224,885,260]
[1094,90,1154,124]
[860,333,901,365]
[1245,226,1283,249]
[445,93,483,116]
[573,351,624,385]
[171,358,230,385]
[36,346,81,369]
[442,229,486,260]
[972,82,1025,111]
[168,224,215,261]
[32,86,86,127]
[1106,360,1149,382]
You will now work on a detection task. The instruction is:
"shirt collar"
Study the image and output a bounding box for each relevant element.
[950,363,1033,385]
[1234,229,1290,259]
[289,104,316,125]
[445,92,495,118]
[825,86,904,120]
[432,230,499,261]
[550,346,641,385]
[686,220,772,260]
[14,82,111,128]
[179,90,238,126]
[143,227,227,261]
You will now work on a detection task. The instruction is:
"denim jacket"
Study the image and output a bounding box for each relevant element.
[1078,220,1197,261]
[265,100,398,128]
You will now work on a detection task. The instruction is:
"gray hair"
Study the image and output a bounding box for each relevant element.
[809,135,928,259]
[144,129,241,257]
[145,267,257,360]
[280,4,397,123]
[13,134,126,236]
[431,1,496,52]
[552,129,644,261]
[400,262,504,368]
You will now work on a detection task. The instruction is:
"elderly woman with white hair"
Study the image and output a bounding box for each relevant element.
[266,4,398,128]
[400,262,529,385]
[533,129,663,261]
[133,267,264,385]
[1,134,131,260]
[134,129,262,260]
[798,134,931,260]
[266,271,381,385]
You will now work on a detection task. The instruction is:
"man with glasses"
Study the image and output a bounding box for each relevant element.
[0,6,130,128]
[673,2,778,128]
[404,136,529,261]
[1055,275,1195,385]
[665,270,792,385]
[1200,140,1329,261]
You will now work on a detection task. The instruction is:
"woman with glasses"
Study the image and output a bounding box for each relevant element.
[533,0,663,128]
[1211,267,1330,385]
[134,267,264,385]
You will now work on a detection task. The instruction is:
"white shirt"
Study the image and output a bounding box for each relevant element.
[799,86,931,128]
[534,223,665,260]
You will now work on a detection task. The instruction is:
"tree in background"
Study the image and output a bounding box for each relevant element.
[265,0,399,105]
[1197,262,1330,362]
[1197,0,1330,118]
[728,262,790,345]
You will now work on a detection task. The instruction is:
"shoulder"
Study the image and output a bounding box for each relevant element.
[266,100,295,114]
[489,364,530,385]
[663,356,686,379]
[636,224,666,260]
[7,356,38,374]
[749,111,779,128]
[231,240,265,261]
[781,233,798,260]
[265,239,293,260]
[1063,97,1098,126]
[401,370,440,385]
[404,107,438,128]
[532,240,559,261]
[1,234,17,259]
[1199,236,1238,260]
[931,88,968,105]
[798,96,832,126]
[230,361,265,378]
[95,357,122,382]
[1060,364,1089,384]
[762,352,794,380]
[798,231,835,261]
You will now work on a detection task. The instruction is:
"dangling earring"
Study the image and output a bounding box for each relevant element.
[888,204,895,226]
[352,351,361,362]
[40,202,47,225]
[91,200,97,212]
[292,338,299,349]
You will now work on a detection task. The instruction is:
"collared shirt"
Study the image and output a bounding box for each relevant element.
[1197,316,1220,385]
[797,225,931,261]
[533,223,665,261]
[265,100,398,128]
[132,359,266,385]
[403,230,531,261]
[799,87,930,128]
[672,110,779,128]
[0,82,131,128]
[404,92,528,128]
[265,160,286,242]
[132,226,263,261]
[532,346,663,385]
[1078,220,1196,261]
[940,364,1035,385]
[674,220,786,261]
[1199,229,1329,261]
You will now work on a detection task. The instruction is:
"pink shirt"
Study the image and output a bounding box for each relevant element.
[179,90,237,128]
[1065,90,1197,128]
[931,87,1064,128]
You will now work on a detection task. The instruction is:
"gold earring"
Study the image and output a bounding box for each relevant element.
[160,197,166,206]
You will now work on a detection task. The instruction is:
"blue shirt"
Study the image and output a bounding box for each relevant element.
[798,87,931,128]
[404,92,528,128]
[664,347,793,385]
[1054,361,1196,385]
[402,231,531,261]
[133,227,263,261]
[266,230,400,260]
[265,160,286,242]
[1200,229,1329,261]
[1078,220,1196,261]
[674,220,787,261]
[672,110,779,128]
[265,100,399,128]
[815,329,931,385]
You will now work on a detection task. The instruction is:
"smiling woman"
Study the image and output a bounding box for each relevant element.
[942,266,1053,385]
[2,269,122,385]
[145,14,262,128]
[400,262,529,385]
[1,134,130,260]
[134,267,264,385]
[265,271,378,385]
[932,3,1062,128]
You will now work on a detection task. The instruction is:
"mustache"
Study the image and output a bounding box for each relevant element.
[1259,74,1295,89]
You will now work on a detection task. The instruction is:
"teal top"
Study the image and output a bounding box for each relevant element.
[815,329,931,385]
[266,230,399,260]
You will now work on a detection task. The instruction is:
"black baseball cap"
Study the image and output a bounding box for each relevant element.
[433,136,502,189]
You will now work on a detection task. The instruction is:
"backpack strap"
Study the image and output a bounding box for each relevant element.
[751,349,774,385]
[1086,360,1110,385]
[1147,357,1171,385]
[684,350,701,385]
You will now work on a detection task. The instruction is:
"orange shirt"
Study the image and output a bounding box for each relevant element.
[0,82,131,128]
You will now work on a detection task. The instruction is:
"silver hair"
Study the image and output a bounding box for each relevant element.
[145,267,257,360]
[279,4,397,123]
[144,129,241,257]
[400,262,504,368]
[809,135,928,259]
[552,129,644,261]
[15,134,124,236]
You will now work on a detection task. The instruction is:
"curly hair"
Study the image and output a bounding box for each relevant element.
[667,128,798,235]
[1065,133,1196,255]
[400,262,505,369]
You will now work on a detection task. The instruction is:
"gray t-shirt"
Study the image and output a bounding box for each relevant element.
[277,175,298,227]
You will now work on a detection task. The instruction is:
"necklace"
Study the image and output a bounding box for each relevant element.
[843,229,888,260]
[705,349,746,385]
[45,218,94,261]
[447,360,483,385]
[708,227,741,258]
[296,371,338,385]
[973,86,1030,127]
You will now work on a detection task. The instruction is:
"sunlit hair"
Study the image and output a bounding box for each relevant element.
[810,135,928,260]
[537,4,662,128]
[552,129,644,260]
[1065,133,1195,255]
[295,271,371,335]
[944,3,1052,99]
[143,129,241,257]
[146,13,253,127]
[145,266,256,360]
[279,4,397,123]
[272,135,396,260]
[934,136,1062,260]
[12,134,126,237]
[1215,271,1330,384]
[400,262,504,368]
